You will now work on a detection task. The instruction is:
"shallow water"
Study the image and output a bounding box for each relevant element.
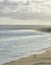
[0,30,51,64]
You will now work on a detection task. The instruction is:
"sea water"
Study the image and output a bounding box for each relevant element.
[0,29,51,64]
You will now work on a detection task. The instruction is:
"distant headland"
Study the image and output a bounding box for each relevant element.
[0,25,51,32]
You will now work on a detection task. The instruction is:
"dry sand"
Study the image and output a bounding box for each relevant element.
[3,50,51,65]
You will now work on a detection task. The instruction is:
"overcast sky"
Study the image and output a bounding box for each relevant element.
[0,0,51,25]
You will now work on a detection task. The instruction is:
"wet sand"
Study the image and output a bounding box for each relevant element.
[3,50,51,65]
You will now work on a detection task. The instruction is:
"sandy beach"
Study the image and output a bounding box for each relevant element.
[3,50,51,65]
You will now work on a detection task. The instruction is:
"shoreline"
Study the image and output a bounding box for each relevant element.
[1,50,46,65]
[3,50,51,65]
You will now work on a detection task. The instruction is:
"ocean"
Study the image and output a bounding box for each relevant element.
[0,29,51,64]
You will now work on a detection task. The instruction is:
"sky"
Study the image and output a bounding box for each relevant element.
[0,0,51,25]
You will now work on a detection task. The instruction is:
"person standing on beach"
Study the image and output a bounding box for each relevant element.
[34,54,36,58]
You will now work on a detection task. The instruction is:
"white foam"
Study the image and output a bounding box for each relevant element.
[0,30,35,33]
[0,30,51,65]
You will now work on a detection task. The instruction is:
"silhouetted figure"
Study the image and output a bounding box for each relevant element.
[46,50,48,53]
[34,54,36,58]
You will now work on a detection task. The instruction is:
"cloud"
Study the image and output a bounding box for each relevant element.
[0,0,51,20]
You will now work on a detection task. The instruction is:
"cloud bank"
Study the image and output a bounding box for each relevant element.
[0,0,51,20]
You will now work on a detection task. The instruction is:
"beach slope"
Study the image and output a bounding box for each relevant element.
[3,50,51,65]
